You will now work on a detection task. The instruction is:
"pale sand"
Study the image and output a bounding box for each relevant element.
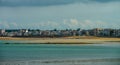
[0,36,120,44]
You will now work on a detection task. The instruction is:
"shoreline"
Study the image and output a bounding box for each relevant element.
[1,58,120,63]
[0,36,120,44]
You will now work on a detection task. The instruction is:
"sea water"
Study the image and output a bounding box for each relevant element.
[0,40,120,65]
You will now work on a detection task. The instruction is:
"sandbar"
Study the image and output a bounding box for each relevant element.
[0,36,120,44]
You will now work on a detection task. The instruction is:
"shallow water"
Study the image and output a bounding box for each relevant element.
[0,40,120,65]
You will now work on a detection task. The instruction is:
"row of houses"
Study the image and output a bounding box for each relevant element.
[0,28,120,37]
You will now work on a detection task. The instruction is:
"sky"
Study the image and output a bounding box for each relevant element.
[0,0,120,30]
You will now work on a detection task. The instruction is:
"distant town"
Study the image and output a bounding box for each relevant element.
[0,28,120,38]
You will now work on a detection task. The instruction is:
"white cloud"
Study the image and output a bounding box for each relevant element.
[11,22,18,27]
[0,21,10,28]
[0,19,119,29]
[0,20,18,29]
[70,19,78,25]
[61,19,119,29]
[25,21,60,29]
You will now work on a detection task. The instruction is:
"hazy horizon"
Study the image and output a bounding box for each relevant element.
[0,0,120,29]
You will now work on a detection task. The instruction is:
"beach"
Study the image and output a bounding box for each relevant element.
[0,36,120,44]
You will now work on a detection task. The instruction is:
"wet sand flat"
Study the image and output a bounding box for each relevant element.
[0,36,120,44]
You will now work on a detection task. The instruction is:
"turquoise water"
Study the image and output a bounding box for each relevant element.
[0,40,120,65]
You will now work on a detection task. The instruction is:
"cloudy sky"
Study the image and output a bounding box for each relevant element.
[0,0,120,29]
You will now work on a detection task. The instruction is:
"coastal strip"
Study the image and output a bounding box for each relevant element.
[0,36,120,44]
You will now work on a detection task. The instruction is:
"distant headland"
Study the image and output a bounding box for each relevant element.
[0,28,120,38]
